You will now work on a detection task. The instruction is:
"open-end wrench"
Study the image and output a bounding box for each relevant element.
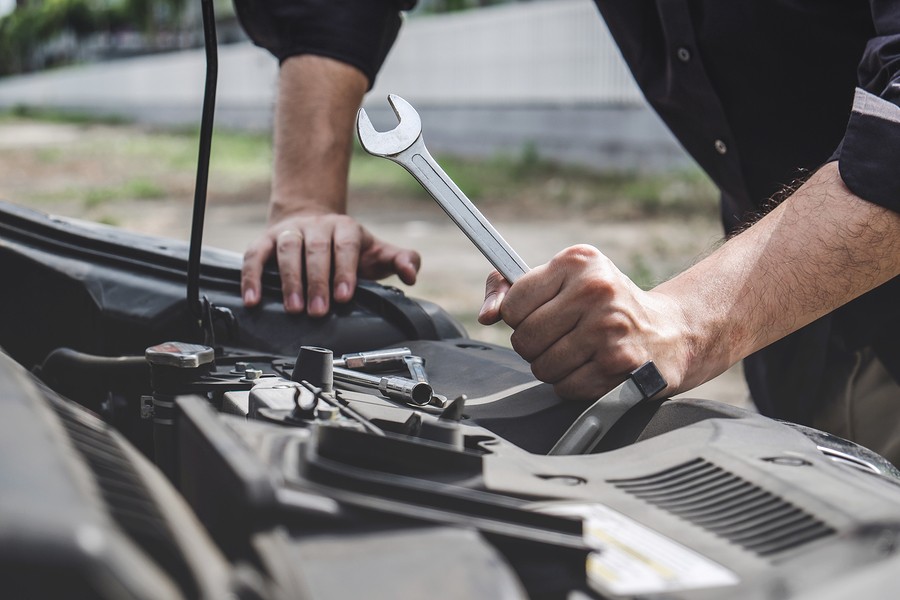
[357,94,530,284]
[548,362,667,455]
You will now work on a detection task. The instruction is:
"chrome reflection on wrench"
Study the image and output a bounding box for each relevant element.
[357,94,530,283]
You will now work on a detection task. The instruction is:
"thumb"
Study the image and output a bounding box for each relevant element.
[478,270,511,325]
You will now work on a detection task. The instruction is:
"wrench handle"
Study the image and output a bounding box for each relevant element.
[396,143,530,284]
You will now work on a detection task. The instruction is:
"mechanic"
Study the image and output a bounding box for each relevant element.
[233,1,900,463]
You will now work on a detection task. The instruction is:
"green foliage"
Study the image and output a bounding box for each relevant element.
[4,104,128,125]
[349,141,717,219]
[82,185,117,207]
[626,251,656,290]
[0,0,188,75]
[208,130,273,180]
[96,214,120,226]
[123,177,166,199]
[79,178,165,208]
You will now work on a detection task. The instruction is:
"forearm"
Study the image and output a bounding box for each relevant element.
[269,54,368,221]
[657,162,900,390]
[237,4,418,312]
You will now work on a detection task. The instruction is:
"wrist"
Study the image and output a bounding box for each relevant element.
[645,285,730,395]
[267,196,345,224]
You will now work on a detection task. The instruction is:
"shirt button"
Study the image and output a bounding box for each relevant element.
[714,139,728,154]
[676,47,691,62]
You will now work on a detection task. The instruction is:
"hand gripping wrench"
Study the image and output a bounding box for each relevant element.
[357,95,530,283]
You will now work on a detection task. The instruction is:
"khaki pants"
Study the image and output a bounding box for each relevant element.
[812,348,900,466]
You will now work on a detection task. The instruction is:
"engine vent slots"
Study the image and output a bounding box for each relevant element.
[50,397,198,596]
[608,458,835,557]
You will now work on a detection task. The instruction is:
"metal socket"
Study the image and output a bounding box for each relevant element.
[334,347,412,370]
[333,366,433,406]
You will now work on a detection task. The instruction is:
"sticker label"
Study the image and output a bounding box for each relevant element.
[543,503,738,595]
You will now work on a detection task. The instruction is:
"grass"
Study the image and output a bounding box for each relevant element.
[2,109,719,220]
[83,178,167,207]
[80,127,273,183]
[35,147,63,164]
[349,140,718,219]
[2,104,130,126]
[627,251,657,290]
[30,177,169,208]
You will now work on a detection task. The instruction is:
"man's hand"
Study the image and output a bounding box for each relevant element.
[479,245,688,401]
[241,212,419,316]
[479,163,900,403]
[239,54,423,316]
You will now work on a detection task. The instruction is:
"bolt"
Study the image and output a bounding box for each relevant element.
[242,368,263,382]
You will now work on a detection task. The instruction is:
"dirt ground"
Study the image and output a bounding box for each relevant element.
[0,119,752,408]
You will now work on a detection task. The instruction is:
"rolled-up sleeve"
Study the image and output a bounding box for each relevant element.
[834,4,900,214]
[232,0,417,88]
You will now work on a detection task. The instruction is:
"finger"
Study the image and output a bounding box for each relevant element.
[503,245,607,328]
[509,290,583,361]
[332,218,362,303]
[275,229,305,313]
[523,322,649,388]
[303,225,334,317]
[552,359,629,403]
[523,326,592,384]
[478,270,510,325]
[357,234,420,283]
[242,237,274,307]
[499,262,563,328]
[394,249,421,285]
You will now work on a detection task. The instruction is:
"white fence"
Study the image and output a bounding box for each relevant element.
[372,0,643,105]
[0,0,687,170]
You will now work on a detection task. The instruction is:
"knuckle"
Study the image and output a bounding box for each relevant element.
[499,304,520,328]
[509,333,534,361]
[305,239,331,255]
[305,271,331,288]
[509,331,524,354]
[334,214,356,227]
[485,270,505,286]
[276,237,300,253]
[244,244,265,262]
[596,311,634,340]
[334,237,362,254]
[581,276,617,299]
[280,270,301,288]
[557,243,602,265]
[530,361,553,383]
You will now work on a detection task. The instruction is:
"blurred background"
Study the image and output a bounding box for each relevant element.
[0,0,749,404]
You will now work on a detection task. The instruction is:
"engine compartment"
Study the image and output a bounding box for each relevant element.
[3,202,900,599]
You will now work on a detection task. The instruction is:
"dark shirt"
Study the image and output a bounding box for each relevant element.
[593,1,900,421]
[235,0,900,423]
[232,0,415,87]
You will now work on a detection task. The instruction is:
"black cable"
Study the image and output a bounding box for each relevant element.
[187,0,218,323]
[299,380,386,437]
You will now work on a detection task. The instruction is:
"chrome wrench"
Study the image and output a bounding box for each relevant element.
[357,94,530,283]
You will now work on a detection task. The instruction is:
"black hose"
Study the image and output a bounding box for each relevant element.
[187,0,219,324]
[39,348,150,409]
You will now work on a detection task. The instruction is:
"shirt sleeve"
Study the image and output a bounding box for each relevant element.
[833,4,900,214]
[232,0,417,88]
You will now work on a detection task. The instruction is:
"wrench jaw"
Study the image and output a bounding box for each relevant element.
[356,94,423,158]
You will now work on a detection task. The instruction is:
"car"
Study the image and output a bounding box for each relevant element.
[3,4,900,598]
